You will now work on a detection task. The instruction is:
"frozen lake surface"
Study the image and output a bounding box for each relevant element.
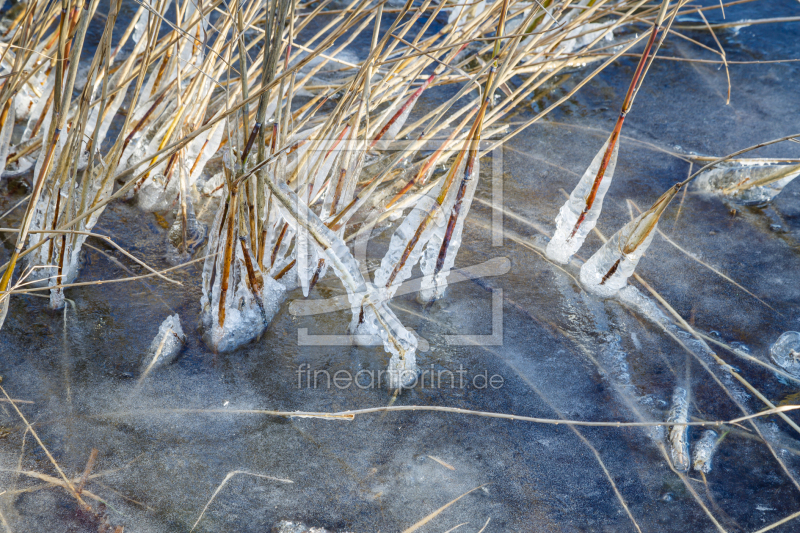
[2,0,800,531]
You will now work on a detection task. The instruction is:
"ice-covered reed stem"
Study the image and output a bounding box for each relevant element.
[140,314,187,376]
[692,430,720,474]
[667,386,690,473]
[546,0,671,264]
[580,185,678,298]
[200,181,286,352]
[694,162,800,206]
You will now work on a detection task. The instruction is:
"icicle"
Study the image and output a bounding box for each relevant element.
[694,162,800,206]
[692,430,720,474]
[187,122,225,185]
[313,137,345,211]
[418,150,479,302]
[580,185,678,298]
[296,171,316,297]
[667,386,690,473]
[140,314,187,374]
[370,80,429,151]
[546,136,619,264]
[373,155,465,300]
[22,76,53,143]
[47,165,115,309]
[268,178,419,388]
[86,80,130,157]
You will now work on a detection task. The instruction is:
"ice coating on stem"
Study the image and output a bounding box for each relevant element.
[165,197,207,265]
[371,86,426,151]
[22,76,53,142]
[418,153,479,302]
[295,177,318,297]
[546,136,619,264]
[579,216,656,298]
[188,123,225,184]
[692,430,719,474]
[694,162,800,206]
[137,173,181,211]
[446,0,486,28]
[26,166,114,309]
[580,186,678,298]
[667,386,690,473]
[770,331,800,378]
[0,97,15,173]
[132,0,172,43]
[200,189,286,352]
[373,160,462,300]
[140,314,186,374]
[270,179,418,388]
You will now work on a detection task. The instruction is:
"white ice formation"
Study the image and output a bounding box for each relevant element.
[692,429,719,474]
[546,136,619,264]
[140,314,187,374]
[418,151,479,302]
[580,186,677,297]
[770,331,800,378]
[694,162,800,206]
[667,386,690,473]
[200,188,286,353]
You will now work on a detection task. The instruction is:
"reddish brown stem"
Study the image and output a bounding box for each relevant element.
[600,258,621,285]
[122,78,178,153]
[568,23,662,240]
[270,222,288,267]
[218,189,238,328]
[434,150,477,275]
[242,122,262,162]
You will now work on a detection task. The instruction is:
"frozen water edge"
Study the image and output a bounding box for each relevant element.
[4,2,800,531]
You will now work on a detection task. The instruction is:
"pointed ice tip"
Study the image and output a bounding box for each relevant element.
[621,184,679,255]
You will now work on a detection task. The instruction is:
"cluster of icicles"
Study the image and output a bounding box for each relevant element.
[544,131,680,298]
[0,0,504,390]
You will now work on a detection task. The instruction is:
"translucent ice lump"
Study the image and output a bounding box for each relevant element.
[770,331,800,378]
